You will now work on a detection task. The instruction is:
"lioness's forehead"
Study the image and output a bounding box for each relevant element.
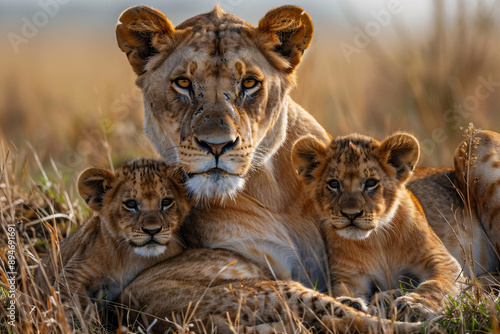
[147,7,265,78]
[176,6,251,31]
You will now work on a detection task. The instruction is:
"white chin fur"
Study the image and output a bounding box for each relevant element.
[186,173,245,204]
[133,245,166,257]
[337,228,373,240]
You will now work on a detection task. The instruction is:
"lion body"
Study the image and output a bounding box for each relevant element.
[408,167,497,278]
[449,130,500,276]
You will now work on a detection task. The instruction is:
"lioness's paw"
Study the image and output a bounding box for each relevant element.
[336,296,369,313]
[392,294,436,322]
[369,289,403,317]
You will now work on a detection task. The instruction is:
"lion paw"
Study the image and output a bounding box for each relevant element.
[336,296,369,313]
[369,289,403,317]
[392,294,437,322]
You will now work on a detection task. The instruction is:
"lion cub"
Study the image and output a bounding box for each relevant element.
[36,158,190,311]
[292,133,462,320]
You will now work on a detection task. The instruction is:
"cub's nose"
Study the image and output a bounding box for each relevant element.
[340,210,364,222]
[141,226,162,236]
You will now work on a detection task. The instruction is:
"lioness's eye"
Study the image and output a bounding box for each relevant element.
[124,199,138,210]
[365,179,378,190]
[327,179,341,191]
[242,78,258,89]
[174,78,192,89]
[161,198,174,211]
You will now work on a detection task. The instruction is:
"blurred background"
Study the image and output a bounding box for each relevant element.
[0,0,499,183]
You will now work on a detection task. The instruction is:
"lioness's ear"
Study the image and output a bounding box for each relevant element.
[379,133,420,182]
[292,136,327,184]
[77,168,115,212]
[116,5,175,75]
[257,6,313,72]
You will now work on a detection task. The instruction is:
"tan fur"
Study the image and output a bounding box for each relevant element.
[35,159,190,313]
[292,133,463,321]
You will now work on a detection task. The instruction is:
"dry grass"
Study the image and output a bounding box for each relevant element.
[1,1,500,333]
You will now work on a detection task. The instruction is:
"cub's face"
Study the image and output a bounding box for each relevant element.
[78,159,190,257]
[116,5,313,202]
[292,133,419,240]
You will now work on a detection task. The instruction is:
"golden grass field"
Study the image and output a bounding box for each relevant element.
[1,0,500,333]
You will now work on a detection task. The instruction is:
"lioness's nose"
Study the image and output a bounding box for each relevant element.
[340,210,364,221]
[196,137,238,157]
[142,226,162,236]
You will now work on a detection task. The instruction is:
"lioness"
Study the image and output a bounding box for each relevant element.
[116,4,330,288]
[35,159,190,311]
[292,133,463,320]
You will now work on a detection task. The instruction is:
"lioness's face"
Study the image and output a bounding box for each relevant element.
[78,160,190,257]
[292,134,420,240]
[142,39,286,202]
[116,5,313,202]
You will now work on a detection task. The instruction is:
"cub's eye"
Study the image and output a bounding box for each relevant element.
[327,179,341,191]
[364,178,379,190]
[161,198,174,211]
[175,78,192,89]
[124,199,138,210]
[242,78,258,89]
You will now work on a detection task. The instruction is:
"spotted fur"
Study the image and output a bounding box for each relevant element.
[121,250,421,333]
[292,133,463,321]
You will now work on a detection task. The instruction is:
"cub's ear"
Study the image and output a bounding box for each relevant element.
[379,133,420,182]
[256,5,313,72]
[292,135,327,184]
[77,168,115,212]
[164,164,193,211]
[116,5,175,75]
[166,164,188,188]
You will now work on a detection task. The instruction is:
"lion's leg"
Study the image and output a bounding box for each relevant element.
[454,129,500,274]
[119,278,420,333]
